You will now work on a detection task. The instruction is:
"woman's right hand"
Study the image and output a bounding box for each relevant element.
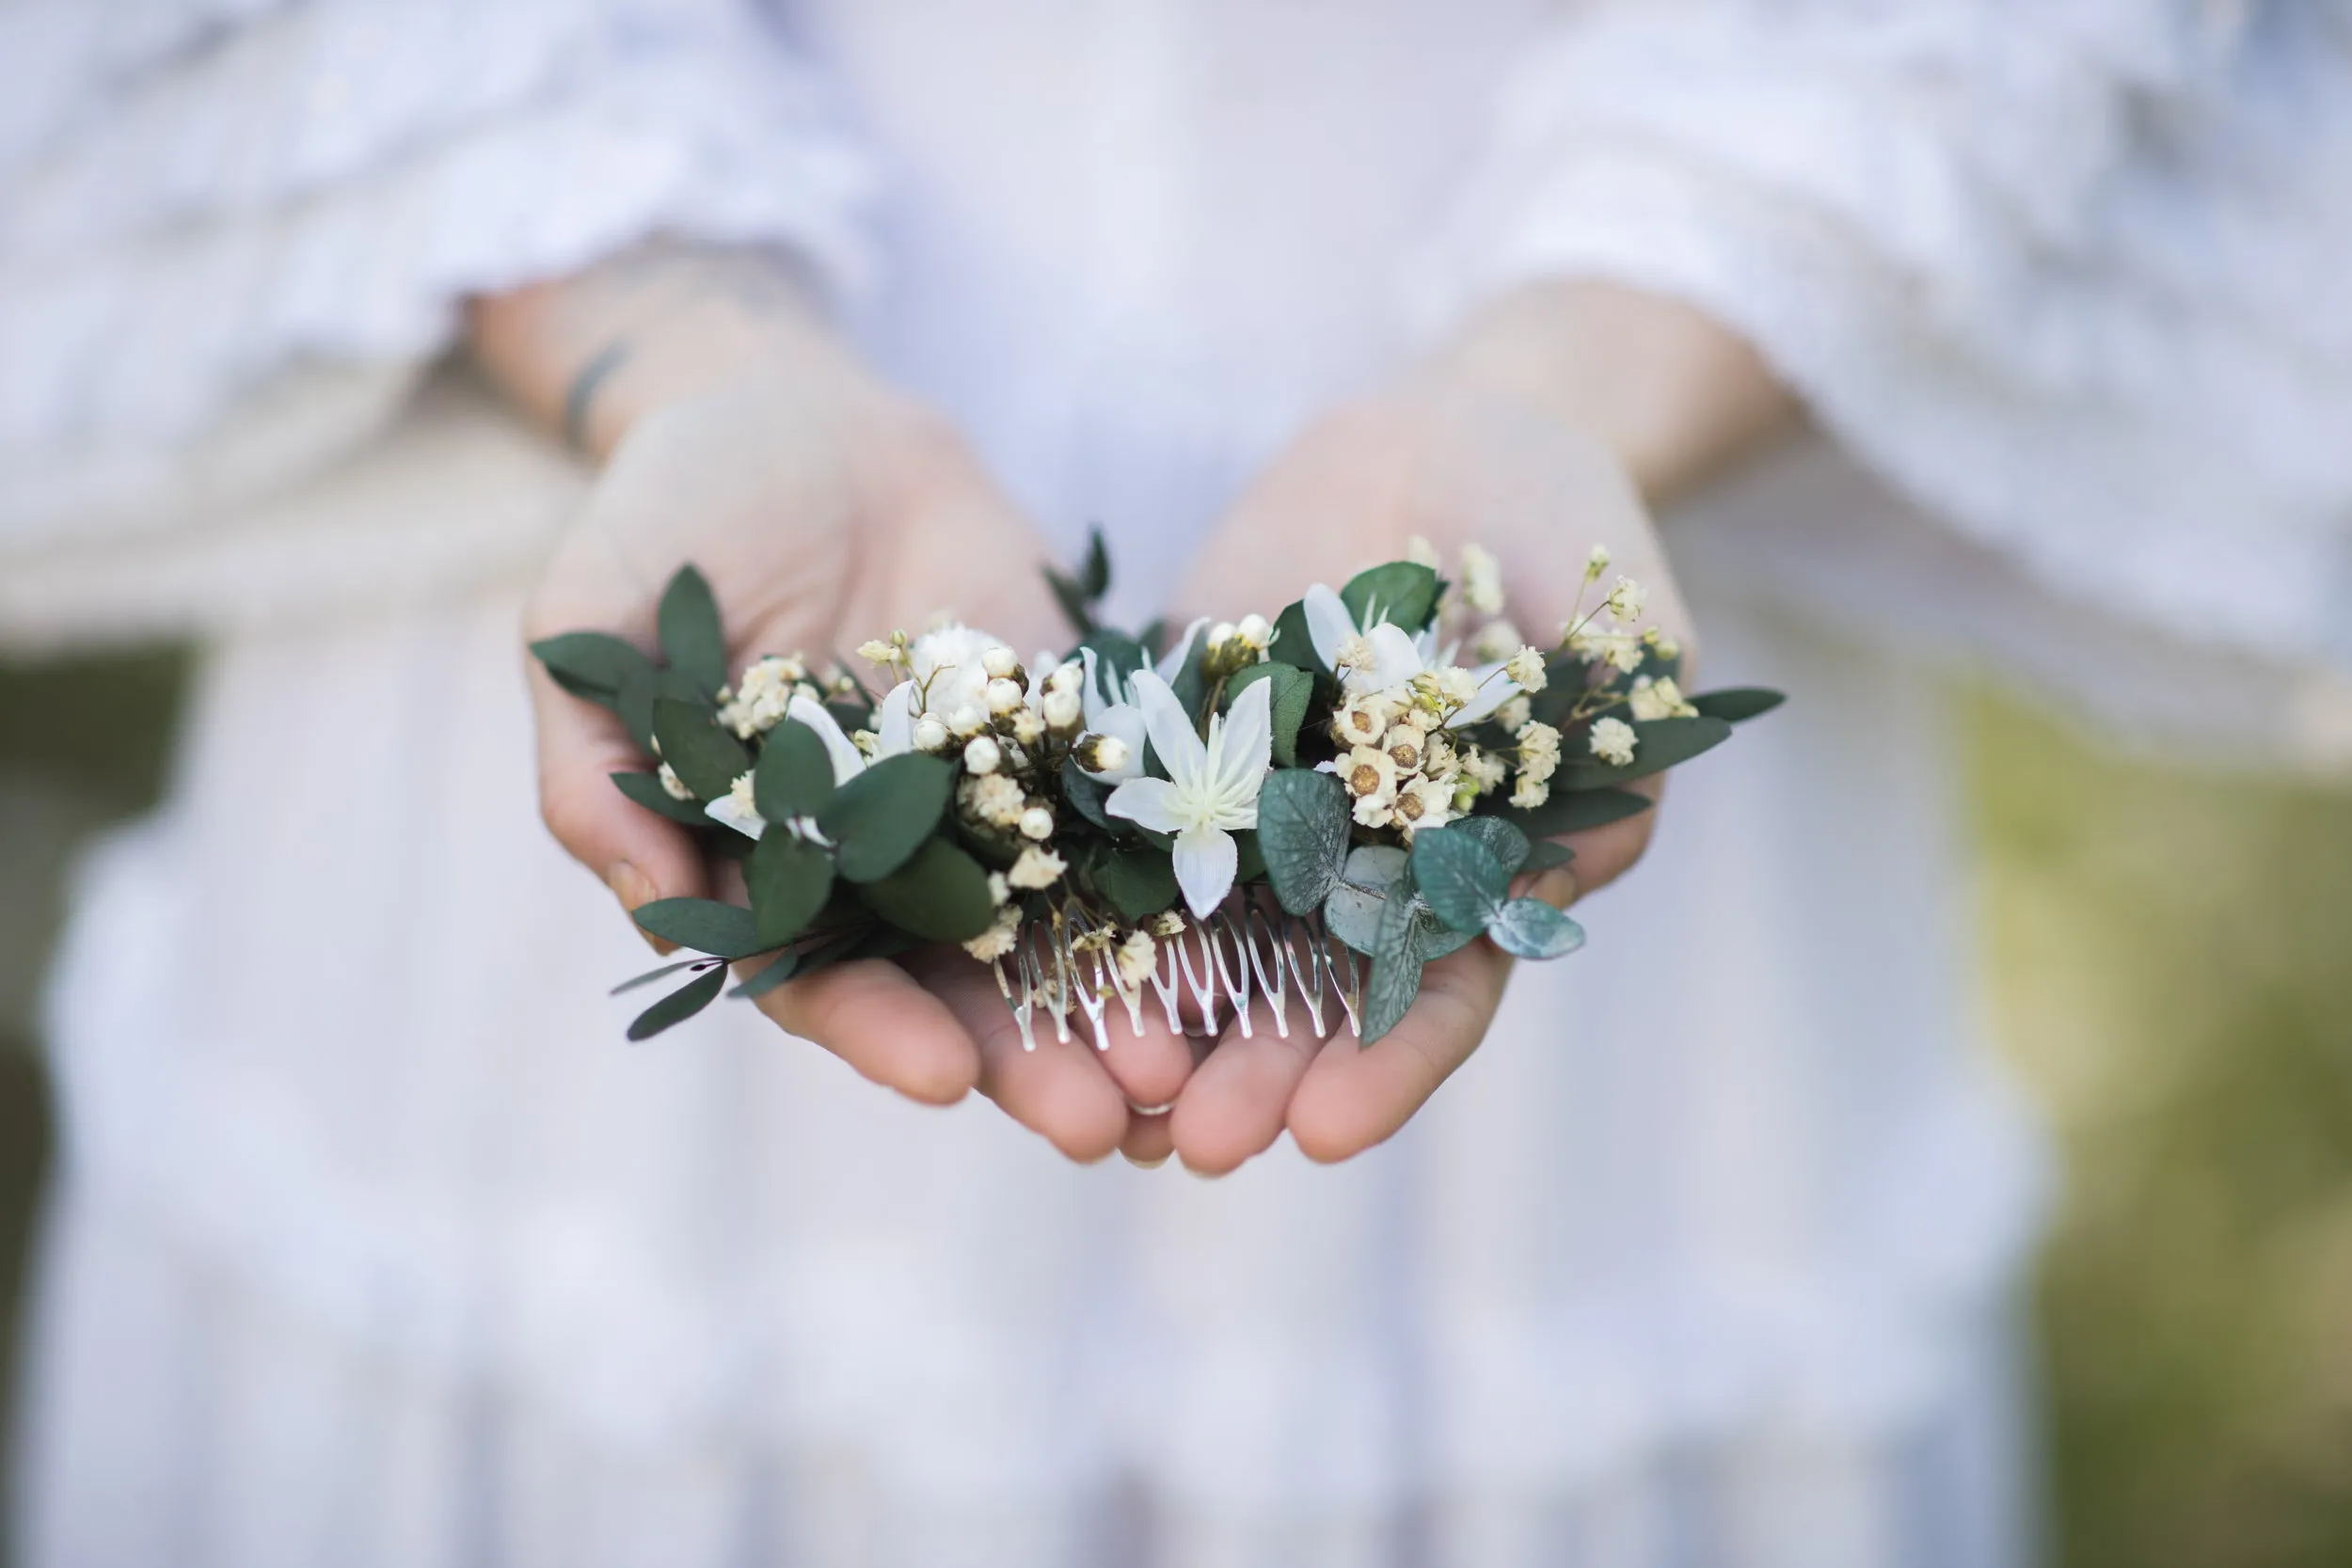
[482,247,1195,1159]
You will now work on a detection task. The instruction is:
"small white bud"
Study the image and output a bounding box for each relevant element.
[1010,708,1046,745]
[1209,621,1238,648]
[1087,734,1130,773]
[1018,804,1055,841]
[948,703,988,736]
[913,716,951,752]
[855,639,896,665]
[1235,612,1272,647]
[981,645,1019,679]
[985,677,1024,715]
[1046,661,1084,694]
[1041,689,1082,730]
[963,735,1002,774]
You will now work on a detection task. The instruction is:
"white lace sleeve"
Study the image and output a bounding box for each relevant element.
[1422,0,2352,686]
[0,0,879,550]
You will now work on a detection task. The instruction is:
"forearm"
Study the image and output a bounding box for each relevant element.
[467,243,866,463]
[1431,278,1799,508]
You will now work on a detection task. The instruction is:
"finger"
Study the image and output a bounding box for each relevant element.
[1120,1110,1176,1169]
[755,957,980,1107]
[903,948,1130,1163]
[1091,985,1204,1115]
[1168,996,1340,1176]
[1285,943,1512,1163]
[527,662,710,927]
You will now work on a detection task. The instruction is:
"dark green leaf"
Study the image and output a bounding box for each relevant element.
[1559,716,1733,789]
[1691,687,1786,724]
[1232,828,1266,885]
[532,632,656,705]
[818,754,955,881]
[1266,598,1325,673]
[1166,625,1211,718]
[1078,629,1149,687]
[858,837,996,941]
[1502,786,1654,837]
[658,565,728,698]
[632,896,766,958]
[1059,758,1121,833]
[754,720,836,821]
[1449,816,1531,877]
[730,948,803,999]
[1046,569,1096,636]
[1341,562,1440,633]
[652,698,750,802]
[611,958,720,995]
[1256,768,1352,915]
[1080,526,1111,597]
[749,830,835,947]
[627,964,729,1040]
[1410,827,1512,933]
[1486,897,1585,960]
[1227,662,1314,767]
[1360,874,1427,1043]
[611,769,717,826]
[1093,845,1179,922]
[1520,839,1575,874]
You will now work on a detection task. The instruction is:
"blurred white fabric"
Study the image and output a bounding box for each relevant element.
[5,0,2347,1563]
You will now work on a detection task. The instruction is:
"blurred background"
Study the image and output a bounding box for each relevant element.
[3,650,2347,1565]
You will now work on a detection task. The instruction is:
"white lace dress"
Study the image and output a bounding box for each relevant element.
[5,3,2349,1564]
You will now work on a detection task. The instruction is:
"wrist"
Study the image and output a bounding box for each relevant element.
[1426,278,1797,507]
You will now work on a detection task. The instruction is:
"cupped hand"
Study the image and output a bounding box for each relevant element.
[1153,376,1695,1174]
[520,342,1196,1158]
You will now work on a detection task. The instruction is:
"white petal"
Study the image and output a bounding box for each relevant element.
[1361,623,1426,691]
[705,794,765,841]
[1079,646,1111,727]
[873,681,917,756]
[1081,704,1149,784]
[1171,826,1239,920]
[1302,584,1357,672]
[1126,669,1207,784]
[787,693,868,784]
[1444,662,1518,729]
[1211,673,1274,806]
[1104,775,1187,834]
[1152,617,1214,683]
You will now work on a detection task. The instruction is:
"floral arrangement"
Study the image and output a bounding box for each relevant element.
[532,537,1780,1044]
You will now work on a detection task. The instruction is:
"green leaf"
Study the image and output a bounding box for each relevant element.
[818,754,955,881]
[1093,845,1179,922]
[1321,846,1472,962]
[754,720,837,821]
[1078,629,1150,687]
[1341,562,1440,633]
[532,632,656,705]
[1448,816,1531,877]
[1266,598,1325,673]
[730,948,803,999]
[611,769,717,826]
[610,958,720,995]
[1227,662,1314,767]
[1046,569,1096,636]
[627,964,729,1041]
[1360,873,1427,1043]
[1059,758,1122,833]
[1502,786,1653,837]
[652,699,750,802]
[1486,897,1586,960]
[1079,526,1111,598]
[857,837,996,941]
[1691,687,1786,724]
[1410,827,1512,933]
[748,830,835,947]
[631,896,766,958]
[658,565,728,698]
[1559,716,1733,789]
[1166,624,1211,718]
[1256,768,1352,915]
[1520,839,1575,874]
[1232,828,1266,885]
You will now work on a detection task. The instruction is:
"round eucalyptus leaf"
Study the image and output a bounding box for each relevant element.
[754,720,837,821]
[818,754,955,881]
[858,837,997,942]
[1257,768,1352,914]
[1486,897,1586,960]
[1409,827,1512,934]
[749,830,835,948]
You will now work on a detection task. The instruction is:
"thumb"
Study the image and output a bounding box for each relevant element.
[527,660,710,933]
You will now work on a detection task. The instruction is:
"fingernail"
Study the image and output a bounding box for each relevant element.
[1122,1150,1170,1170]
[1530,867,1580,911]
[609,863,674,954]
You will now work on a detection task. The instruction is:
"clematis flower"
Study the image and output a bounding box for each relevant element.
[1075,619,1208,784]
[707,683,917,840]
[1104,670,1271,919]
[1300,583,1522,729]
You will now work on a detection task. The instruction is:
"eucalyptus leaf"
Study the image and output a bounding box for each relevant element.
[1059,759,1121,833]
[1341,562,1440,633]
[1256,768,1352,914]
[1559,716,1732,789]
[858,837,996,941]
[1691,687,1786,724]
[631,897,766,958]
[1520,839,1575,874]
[754,720,837,821]
[628,963,729,1041]
[533,632,655,705]
[1079,526,1111,597]
[1078,629,1150,687]
[1486,897,1586,960]
[1046,569,1096,636]
[818,753,955,881]
[1323,881,1386,956]
[612,769,717,826]
[1226,662,1314,767]
[657,565,728,699]
[1343,844,1408,889]
[749,830,835,947]
[610,958,719,995]
[1266,598,1325,673]
[1410,827,1512,934]
[1360,877,1427,1043]
[730,948,803,999]
[652,699,750,802]
[1448,816,1531,877]
[1502,786,1653,837]
[1094,845,1179,922]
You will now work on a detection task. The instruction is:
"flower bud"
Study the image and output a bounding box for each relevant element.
[1076,733,1130,774]
[1041,689,1082,731]
[1209,621,1238,649]
[1018,804,1055,841]
[947,703,988,736]
[985,677,1024,715]
[1046,661,1084,694]
[963,735,1002,774]
[1010,709,1046,745]
[855,639,896,665]
[981,645,1019,679]
[1236,613,1271,647]
[913,715,950,752]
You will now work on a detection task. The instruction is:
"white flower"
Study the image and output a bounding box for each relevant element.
[1011,708,1047,745]
[1332,695,1389,748]
[855,638,897,666]
[966,773,1026,827]
[1104,670,1272,920]
[963,734,1002,774]
[964,906,1024,961]
[1235,613,1272,648]
[1041,689,1082,730]
[1302,583,1518,728]
[1392,776,1454,833]
[1588,716,1638,767]
[1338,744,1397,803]
[1114,929,1158,989]
[913,715,950,752]
[1075,621,1209,784]
[716,654,812,737]
[1472,618,1522,662]
[1384,723,1429,773]
[1464,747,1509,791]
[1459,542,1505,615]
[657,763,694,801]
[1018,804,1056,841]
[1506,646,1548,690]
[1495,695,1532,734]
[705,685,919,840]
[1007,845,1067,890]
[1604,576,1647,625]
[1510,775,1550,810]
[981,645,1019,679]
[1628,674,1697,721]
[1435,667,1481,708]
[906,624,1000,723]
[1405,534,1441,569]
[985,677,1025,716]
[987,871,1011,907]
